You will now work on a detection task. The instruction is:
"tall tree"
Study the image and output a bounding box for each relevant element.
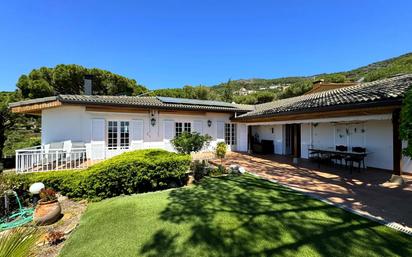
[222,79,233,102]
[16,64,148,99]
[0,92,23,159]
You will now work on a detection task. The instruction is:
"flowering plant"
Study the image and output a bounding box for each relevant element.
[39,188,57,202]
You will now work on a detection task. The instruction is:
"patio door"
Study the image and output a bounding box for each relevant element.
[225,123,237,150]
[285,124,301,157]
[107,121,130,158]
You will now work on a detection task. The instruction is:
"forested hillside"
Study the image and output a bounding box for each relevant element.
[153,52,412,105]
[211,52,412,104]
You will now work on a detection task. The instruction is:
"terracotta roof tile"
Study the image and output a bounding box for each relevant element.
[236,74,412,120]
[9,94,253,113]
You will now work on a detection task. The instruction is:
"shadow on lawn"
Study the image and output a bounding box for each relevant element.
[140,175,411,257]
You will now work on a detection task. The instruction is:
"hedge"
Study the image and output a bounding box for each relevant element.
[1,149,191,201]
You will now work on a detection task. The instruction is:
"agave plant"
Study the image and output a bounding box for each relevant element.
[0,227,42,257]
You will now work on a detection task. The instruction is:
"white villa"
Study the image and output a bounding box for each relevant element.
[9,74,412,177]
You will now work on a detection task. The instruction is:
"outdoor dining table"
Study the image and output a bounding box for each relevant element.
[308,147,369,172]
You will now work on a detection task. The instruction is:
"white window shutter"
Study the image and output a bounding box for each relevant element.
[130,119,144,149]
[92,119,105,141]
[91,119,105,160]
[193,120,203,134]
[91,119,105,142]
[216,121,225,140]
[237,124,248,152]
[164,120,175,141]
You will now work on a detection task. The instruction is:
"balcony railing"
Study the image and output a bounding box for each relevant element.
[15,146,89,173]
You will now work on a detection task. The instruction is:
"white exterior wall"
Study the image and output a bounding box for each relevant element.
[364,120,393,170]
[42,106,87,144]
[251,115,398,171]
[41,107,412,173]
[306,119,393,170]
[41,106,236,159]
[251,125,283,154]
[158,112,232,151]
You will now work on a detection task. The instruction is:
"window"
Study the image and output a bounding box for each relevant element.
[225,124,230,144]
[175,122,191,137]
[225,123,237,145]
[108,121,118,149]
[231,123,236,145]
[107,121,129,150]
[120,121,130,149]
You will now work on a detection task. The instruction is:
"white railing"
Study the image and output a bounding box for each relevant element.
[16,147,89,173]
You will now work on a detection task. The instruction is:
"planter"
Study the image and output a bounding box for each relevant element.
[33,199,62,225]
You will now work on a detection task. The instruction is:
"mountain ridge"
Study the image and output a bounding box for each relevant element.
[211,52,412,91]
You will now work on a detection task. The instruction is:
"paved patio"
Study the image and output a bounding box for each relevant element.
[211,152,412,228]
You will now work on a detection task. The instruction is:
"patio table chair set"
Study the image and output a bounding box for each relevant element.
[308,145,367,173]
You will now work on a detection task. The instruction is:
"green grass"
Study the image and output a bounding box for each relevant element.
[59,175,412,257]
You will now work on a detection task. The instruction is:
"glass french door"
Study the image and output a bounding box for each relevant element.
[225,123,237,149]
[107,121,130,150]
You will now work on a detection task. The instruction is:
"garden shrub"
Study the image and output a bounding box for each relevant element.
[215,142,227,160]
[191,160,210,181]
[1,169,85,204]
[210,165,226,176]
[1,149,191,201]
[171,132,212,154]
[83,149,191,199]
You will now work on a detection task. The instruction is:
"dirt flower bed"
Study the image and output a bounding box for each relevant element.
[32,196,87,257]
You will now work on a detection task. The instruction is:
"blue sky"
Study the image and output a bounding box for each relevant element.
[1,0,411,91]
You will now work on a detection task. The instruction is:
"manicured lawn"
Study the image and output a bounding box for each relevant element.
[59,175,412,257]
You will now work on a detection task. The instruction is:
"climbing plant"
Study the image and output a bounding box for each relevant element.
[400,87,412,157]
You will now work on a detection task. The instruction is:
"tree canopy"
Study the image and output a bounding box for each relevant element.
[0,92,40,160]
[152,85,219,100]
[17,64,148,98]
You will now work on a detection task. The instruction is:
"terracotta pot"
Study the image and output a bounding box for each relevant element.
[34,199,62,225]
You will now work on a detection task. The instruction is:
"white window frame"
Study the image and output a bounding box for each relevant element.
[225,123,237,146]
[175,121,192,137]
[107,120,130,150]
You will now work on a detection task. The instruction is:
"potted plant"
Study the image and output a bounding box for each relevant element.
[33,188,62,225]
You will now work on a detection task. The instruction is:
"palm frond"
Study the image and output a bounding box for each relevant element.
[0,227,42,257]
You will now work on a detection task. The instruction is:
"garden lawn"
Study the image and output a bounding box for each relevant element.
[59,175,412,257]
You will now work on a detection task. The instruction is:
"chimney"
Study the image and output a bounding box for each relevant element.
[84,75,93,95]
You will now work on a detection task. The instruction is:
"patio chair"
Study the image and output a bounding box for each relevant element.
[345,147,366,173]
[308,149,330,169]
[330,145,347,166]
